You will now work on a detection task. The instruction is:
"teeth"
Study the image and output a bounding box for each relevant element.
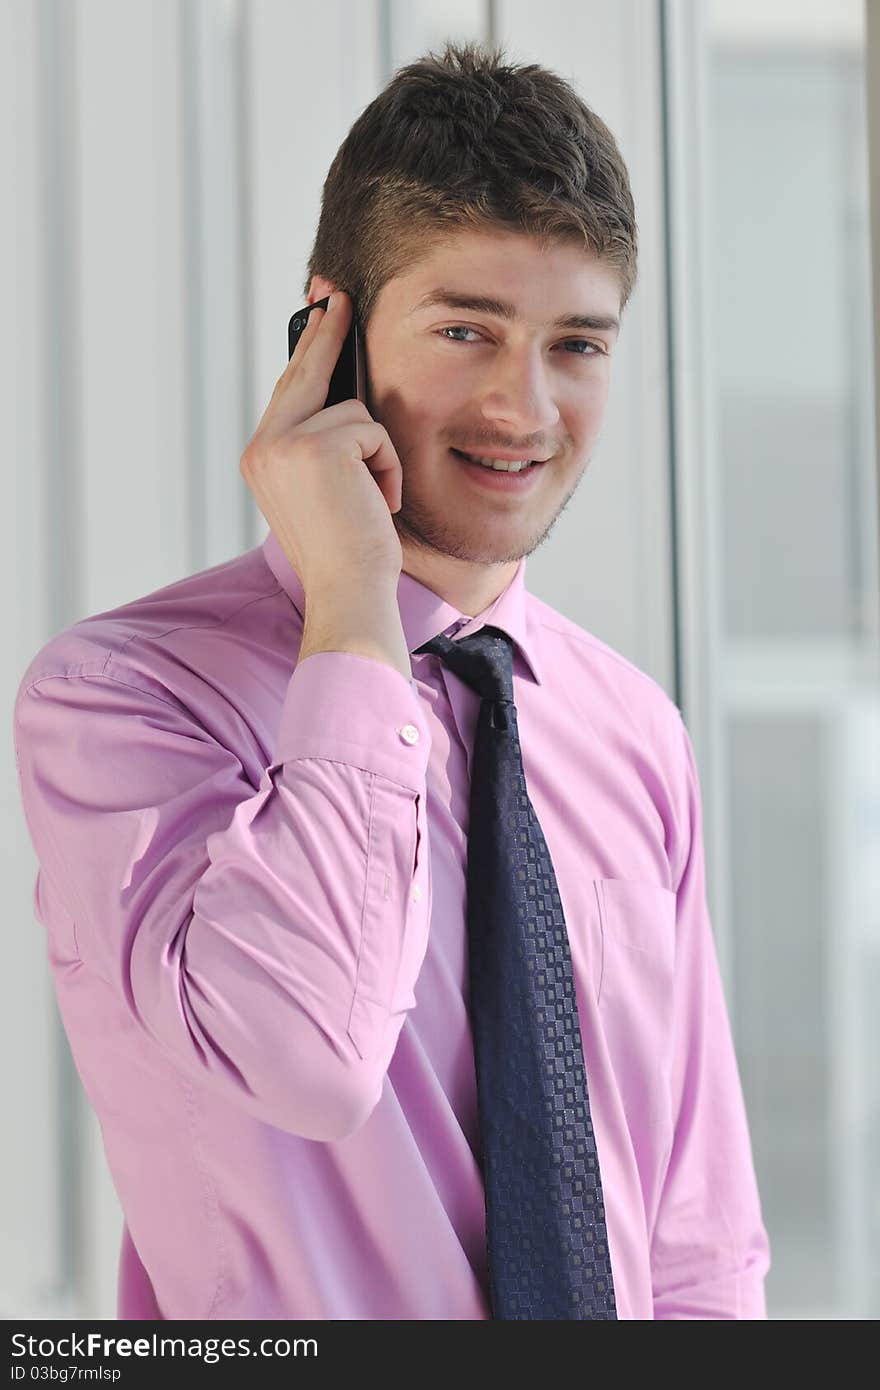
[459,451,534,472]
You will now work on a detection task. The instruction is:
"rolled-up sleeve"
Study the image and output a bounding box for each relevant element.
[12,650,431,1143]
[650,712,772,1318]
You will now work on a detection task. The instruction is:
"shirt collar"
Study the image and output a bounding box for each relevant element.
[260,529,544,686]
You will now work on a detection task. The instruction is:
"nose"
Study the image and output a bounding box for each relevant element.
[477,348,561,439]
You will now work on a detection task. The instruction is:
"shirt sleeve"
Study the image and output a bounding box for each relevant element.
[12,650,431,1143]
[650,711,772,1318]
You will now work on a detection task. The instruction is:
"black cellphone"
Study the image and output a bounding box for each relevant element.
[287,295,367,409]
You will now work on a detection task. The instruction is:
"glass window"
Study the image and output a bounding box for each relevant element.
[673,0,879,1318]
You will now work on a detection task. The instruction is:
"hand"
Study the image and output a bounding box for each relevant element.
[240,291,403,594]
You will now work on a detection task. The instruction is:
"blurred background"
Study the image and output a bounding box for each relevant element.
[3,0,878,1320]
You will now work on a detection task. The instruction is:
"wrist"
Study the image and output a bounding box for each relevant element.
[297,571,411,684]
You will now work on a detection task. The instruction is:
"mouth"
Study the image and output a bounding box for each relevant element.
[450,448,547,491]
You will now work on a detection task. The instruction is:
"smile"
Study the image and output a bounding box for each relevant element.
[450,448,547,491]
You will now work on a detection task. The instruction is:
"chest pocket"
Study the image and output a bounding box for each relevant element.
[592,877,677,1139]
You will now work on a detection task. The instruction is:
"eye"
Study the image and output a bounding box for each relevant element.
[436,326,481,343]
[436,325,605,356]
[561,340,604,356]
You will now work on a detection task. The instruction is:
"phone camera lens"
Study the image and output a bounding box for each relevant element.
[293,318,303,332]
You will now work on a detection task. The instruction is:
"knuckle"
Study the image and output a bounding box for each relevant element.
[287,432,317,463]
[277,434,319,473]
[263,439,287,471]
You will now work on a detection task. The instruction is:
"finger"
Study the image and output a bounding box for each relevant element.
[297,292,352,386]
[282,302,326,380]
[320,419,403,513]
[292,395,370,436]
[266,294,353,433]
[266,311,326,417]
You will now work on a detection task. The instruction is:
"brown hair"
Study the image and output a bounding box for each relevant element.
[303,38,638,331]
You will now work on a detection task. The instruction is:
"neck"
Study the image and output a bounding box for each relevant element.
[400,545,519,618]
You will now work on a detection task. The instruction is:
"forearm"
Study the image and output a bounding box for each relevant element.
[14,655,432,1144]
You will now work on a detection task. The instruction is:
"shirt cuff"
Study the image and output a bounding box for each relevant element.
[274,651,430,789]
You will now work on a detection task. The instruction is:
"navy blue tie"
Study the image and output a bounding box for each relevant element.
[414,624,617,1320]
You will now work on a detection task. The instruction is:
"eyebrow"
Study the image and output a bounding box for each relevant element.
[410,289,620,334]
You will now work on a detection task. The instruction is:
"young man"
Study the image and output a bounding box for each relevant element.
[13,40,771,1319]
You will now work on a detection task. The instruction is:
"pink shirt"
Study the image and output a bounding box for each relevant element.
[12,530,771,1319]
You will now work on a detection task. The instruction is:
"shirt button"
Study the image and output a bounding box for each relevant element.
[411,884,422,903]
[399,723,420,744]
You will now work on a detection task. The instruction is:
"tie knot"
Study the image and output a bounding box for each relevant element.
[414,624,515,703]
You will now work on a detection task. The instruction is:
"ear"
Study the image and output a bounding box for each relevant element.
[307,273,336,306]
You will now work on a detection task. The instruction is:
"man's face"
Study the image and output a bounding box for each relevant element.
[362,228,622,565]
